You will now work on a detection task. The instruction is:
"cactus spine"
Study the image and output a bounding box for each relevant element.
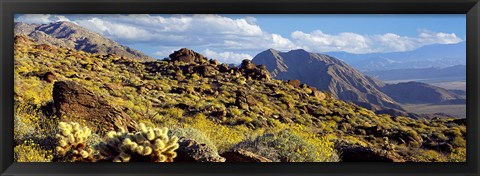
[98,123,179,162]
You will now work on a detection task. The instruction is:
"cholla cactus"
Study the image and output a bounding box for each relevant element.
[55,122,94,162]
[98,123,179,162]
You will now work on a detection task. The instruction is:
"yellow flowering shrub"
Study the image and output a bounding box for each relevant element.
[14,139,53,162]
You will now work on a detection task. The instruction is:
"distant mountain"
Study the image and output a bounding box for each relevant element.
[251,49,403,111]
[326,42,466,72]
[363,65,466,82]
[381,82,465,104]
[252,49,466,117]
[14,21,155,61]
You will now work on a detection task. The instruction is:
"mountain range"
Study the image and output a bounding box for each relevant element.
[251,49,465,117]
[14,21,155,61]
[252,49,402,111]
[363,65,466,83]
[326,42,466,72]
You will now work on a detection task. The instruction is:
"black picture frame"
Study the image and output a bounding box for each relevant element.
[1,0,479,176]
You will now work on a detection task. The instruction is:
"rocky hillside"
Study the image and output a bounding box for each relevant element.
[14,21,155,61]
[13,35,466,162]
[252,49,466,117]
[252,49,403,112]
[381,82,465,104]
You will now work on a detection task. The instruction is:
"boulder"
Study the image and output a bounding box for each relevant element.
[169,48,207,64]
[53,81,136,134]
[194,65,217,77]
[221,149,272,162]
[209,59,219,66]
[42,72,57,83]
[338,145,405,162]
[239,60,271,80]
[235,90,257,110]
[218,63,230,73]
[175,137,226,162]
[286,80,301,88]
[240,59,256,70]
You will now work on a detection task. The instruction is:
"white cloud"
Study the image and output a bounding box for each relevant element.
[291,30,463,54]
[75,17,152,42]
[15,14,71,24]
[67,14,296,51]
[15,14,464,56]
[203,49,252,64]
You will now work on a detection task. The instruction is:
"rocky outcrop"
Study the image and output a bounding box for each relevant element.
[194,65,218,77]
[42,72,57,83]
[169,48,208,64]
[175,137,226,162]
[235,90,258,110]
[221,149,272,162]
[53,81,136,134]
[338,145,405,162]
[240,60,271,81]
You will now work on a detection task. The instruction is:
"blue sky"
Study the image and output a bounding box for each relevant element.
[15,14,465,64]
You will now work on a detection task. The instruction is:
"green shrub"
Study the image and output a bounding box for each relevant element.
[14,139,53,162]
[233,129,339,162]
[168,127,217,151]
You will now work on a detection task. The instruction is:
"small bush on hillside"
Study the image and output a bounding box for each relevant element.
[232,129,339,162]
[168,127,217,151]
[14,139,53,162]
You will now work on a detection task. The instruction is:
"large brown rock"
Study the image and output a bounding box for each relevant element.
[221,149,272,162]
[194,65,218,77]
[169,48,208,64]
[42,72,57,83]
[286,80,301,88]
[338,145,405,162]
[218,63,230,73]
[239,60,271,81]
[175,137,226,162]
[53,81,136,134]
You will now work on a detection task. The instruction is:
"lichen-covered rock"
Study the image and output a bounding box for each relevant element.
[175,137,226,162]
[221,149,272,162]
[53,81,136,133]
